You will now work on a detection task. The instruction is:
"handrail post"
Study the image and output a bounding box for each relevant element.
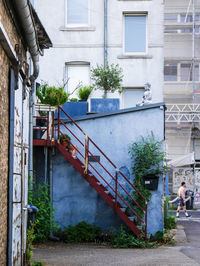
[52,111,55,141]
[84,135,89,174]
[58,107,60,142]
[145,201,147,240]
[47,111,49,141]
[115,168,119,208]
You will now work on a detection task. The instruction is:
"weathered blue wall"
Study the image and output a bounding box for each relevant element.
[52,103,165,235]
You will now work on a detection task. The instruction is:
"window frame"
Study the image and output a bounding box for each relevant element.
[164,63,178,82]
[123,13,148,55]
[65,0,90,27]
[65,61,91,95]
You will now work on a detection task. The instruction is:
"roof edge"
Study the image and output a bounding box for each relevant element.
[64,102,166,123]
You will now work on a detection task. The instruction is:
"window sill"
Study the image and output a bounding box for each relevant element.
[59,26,96,31]
[118,0,152,1]
[117,54,153,59]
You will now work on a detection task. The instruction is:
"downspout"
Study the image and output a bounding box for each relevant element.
[14,0,41,184]
[103,0,108,98]
[104,0,108,66]
[8,68,15,266]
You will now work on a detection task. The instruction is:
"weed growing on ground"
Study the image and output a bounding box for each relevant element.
[63,221,102,243]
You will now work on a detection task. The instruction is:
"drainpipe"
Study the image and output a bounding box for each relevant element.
[104,0,108,67]
[14,0,41,184]
[8,68,15,266]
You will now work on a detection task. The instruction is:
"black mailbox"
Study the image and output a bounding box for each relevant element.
[143,174,159,190]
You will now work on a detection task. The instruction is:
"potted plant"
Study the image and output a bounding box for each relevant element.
[78,85,93,101]
[59,134,71,149]
[36,84,69,106]
[61,85,93,118]
[91,62,123,113]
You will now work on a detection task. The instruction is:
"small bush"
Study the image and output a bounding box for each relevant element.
[32,262,44,266]
[164,196,177,230]
[111,226,155,248]
[28,182,57,242]
[78,86,93,101]
[70,98,78,102]
[164,215,177,230]
[36,84,69,106]
[63,221,102,243]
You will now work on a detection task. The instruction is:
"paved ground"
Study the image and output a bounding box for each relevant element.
[32,211,200,266]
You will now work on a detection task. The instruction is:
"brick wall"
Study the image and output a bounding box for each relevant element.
[0,44,9,266]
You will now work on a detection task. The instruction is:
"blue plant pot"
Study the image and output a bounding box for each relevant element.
[91,98,120,113]
[58,101,88,118]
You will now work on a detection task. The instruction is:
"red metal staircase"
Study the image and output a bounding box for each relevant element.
[33,106,148,237]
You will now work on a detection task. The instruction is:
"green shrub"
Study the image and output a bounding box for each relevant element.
[59,134,71,144]
[164,196,177,230]
[36,84,69,106]
[128,135,166,219]
[26,222,35,264]
[111,226,155,248]
[70,98,78,102]
[32,262,44,266]
[164,215,177,230]
[28,182,57,242]
[78,86,93,101]
[63,221,102,243]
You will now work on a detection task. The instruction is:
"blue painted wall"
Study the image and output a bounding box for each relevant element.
[52,104,165,235]
[91,98,120,113]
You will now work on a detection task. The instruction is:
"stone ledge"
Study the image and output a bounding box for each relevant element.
[117,54,153,59]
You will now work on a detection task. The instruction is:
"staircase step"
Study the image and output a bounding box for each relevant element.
[129,217,135,221]
[81,165,85,168]
[120,208,126,212]
[104,191,110,194]
[89,173,93,177]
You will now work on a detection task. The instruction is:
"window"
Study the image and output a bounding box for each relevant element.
[164,14,177,22]
[123,88,144,108]
[164,28,178,33]
[124,15,147,53]
[66,0,88,25]
[181,14,200,22]
[180,64,199,81]
[66,63,90,95]
[164,63,177,81]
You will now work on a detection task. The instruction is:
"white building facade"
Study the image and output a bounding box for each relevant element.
[34,0,164,108]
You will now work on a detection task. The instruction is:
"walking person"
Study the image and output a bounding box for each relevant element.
[176,182,191,218]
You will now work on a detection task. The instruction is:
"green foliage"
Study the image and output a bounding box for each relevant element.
[70,98,78,102]
[164,215,177,230]
[59,134,71,144]
[91,62,123,97]
[36,84,69,106]
[28,182,57,242]
[151,230,175,245]
[111,226,155,248]
[78,85,93,101]
[128,135,166,219]
[26,222,35,265]
[63,221,102,243]
[164,196,177,230]
[32,262,44,266]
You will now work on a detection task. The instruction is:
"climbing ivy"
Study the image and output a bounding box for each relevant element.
[128,134,167,219]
